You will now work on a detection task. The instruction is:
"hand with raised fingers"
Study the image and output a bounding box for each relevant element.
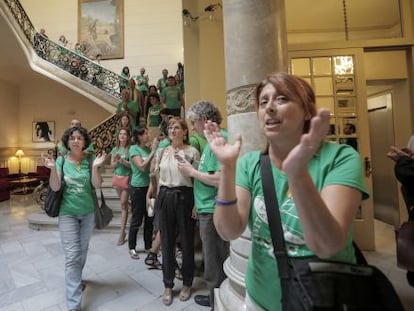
[282,108,330,177]
[42,154,56,169]
[204,121,241,167]
[93,152,107,167]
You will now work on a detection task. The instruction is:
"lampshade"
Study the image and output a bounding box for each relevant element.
[15,149,24,157]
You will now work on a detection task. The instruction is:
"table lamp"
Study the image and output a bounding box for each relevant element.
[15,149,24,176]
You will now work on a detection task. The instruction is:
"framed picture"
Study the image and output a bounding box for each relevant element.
[32,121,55,142]
[78,0,124,60]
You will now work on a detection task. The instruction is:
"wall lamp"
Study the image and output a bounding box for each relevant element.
[15,149,24,176]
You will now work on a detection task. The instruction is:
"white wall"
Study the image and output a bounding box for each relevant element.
[20,0,184,86]
[0,79,19,148]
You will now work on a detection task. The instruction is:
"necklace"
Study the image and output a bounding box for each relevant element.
[75,161,81,172]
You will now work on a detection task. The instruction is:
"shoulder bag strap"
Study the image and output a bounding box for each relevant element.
[260,154,367,272]
[259,154,290,279]
[58,156,65,183]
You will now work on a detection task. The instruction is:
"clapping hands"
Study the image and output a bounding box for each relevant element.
[387,146,414,162]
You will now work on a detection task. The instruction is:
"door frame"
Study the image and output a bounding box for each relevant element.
[289,48,375,250]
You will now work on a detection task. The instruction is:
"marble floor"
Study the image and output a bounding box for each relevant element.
[0,195,413,311]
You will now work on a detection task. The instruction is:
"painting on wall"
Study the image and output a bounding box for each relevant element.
[32,121,55,143]
[78,0,124,59]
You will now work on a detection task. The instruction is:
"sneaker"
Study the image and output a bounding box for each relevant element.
[129,249,140,260]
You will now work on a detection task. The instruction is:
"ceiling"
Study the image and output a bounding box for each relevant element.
[286,0,401,32]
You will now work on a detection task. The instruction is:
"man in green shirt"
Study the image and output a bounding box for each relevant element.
[161,76,184,117]
[116,88,140,129]
[156,68,169,94]
[177,100,228,308]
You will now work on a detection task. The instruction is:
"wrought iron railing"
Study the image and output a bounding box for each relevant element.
[3,0,125,153]
[3,0,128,100]
[88,114,119,154]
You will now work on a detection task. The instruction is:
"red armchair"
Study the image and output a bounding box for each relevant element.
[27,166,51,183]
[0,168,11,202]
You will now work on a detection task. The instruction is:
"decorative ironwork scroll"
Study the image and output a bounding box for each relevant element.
[88,114,119,154]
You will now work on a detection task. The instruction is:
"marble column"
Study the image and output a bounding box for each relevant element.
[215,1,288,310]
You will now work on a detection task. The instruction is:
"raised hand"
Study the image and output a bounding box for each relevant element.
[93,152,107,167]
[204,121,242,166]
[42,154,56,169]
[281,108,330,177]
[150,137,159,151]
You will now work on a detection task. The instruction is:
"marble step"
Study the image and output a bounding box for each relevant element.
[28,212,126,232]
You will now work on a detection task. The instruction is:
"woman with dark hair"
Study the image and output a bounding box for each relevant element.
[204,72,369,310]
[119,66,130,93]
[147,93,163,141]
[110,127,132,245]
[149,117,199,306]
[144,85,159,119]
[127,126,159,259]
[43,126,107,311]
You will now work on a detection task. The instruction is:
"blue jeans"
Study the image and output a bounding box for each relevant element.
[59,213,95,310]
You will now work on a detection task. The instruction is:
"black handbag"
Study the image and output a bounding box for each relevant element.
[88,156,113,229]
[260,154,404,311]
[93,188,113,229]
[44,157,65,217]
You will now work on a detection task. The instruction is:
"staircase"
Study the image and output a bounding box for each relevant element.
[0,0,134,231]
[27,166,124,232]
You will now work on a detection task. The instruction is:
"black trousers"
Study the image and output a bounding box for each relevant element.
[158,186,195,288]
[129,186,153,250]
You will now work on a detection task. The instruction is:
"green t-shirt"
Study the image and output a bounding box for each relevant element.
[129,144,151,187]
[56,155,95,216]
[116,100,140,128]
[189,132,207,154]
[110,146,131,176]
[161,86,182,110]
[147,103,162,127]
[236,143,369,311]
[194,129,227,214]
[119,72,129,88]
[157,77,168,93]
[136,74,149,93]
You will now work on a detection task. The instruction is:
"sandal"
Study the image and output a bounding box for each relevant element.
[179,286,191,301]
[163,288,173,306]
[117,232,126,246]
[145,252,161,267]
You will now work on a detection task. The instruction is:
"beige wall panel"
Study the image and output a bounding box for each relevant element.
[17,74,110,149]
[364,50,408,80]
[182,0,226,127]
[0,79,19,148]
[20,0,184,87]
